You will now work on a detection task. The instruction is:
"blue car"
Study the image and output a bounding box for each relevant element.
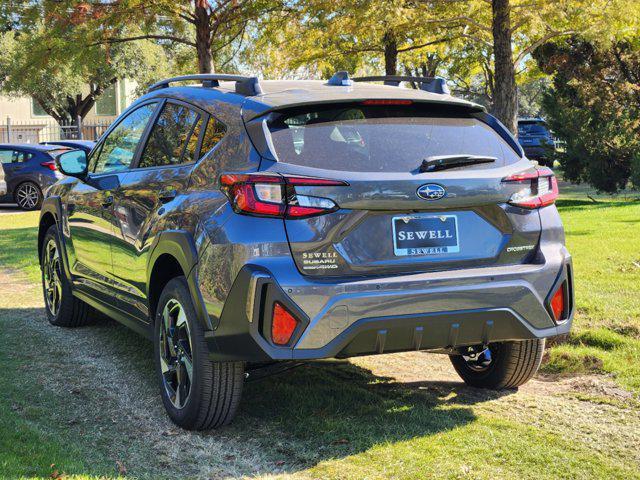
[40,140,95,155]
[0,143,71,210]
[517,118,556,167]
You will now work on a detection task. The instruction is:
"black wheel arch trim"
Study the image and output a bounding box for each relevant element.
[38,196,72,283]
[146,229,212,331]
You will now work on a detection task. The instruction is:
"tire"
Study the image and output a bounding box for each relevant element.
[449,339,545,389]
[15,181,43,210]
[41,224,94,327]
[154,276,244,430]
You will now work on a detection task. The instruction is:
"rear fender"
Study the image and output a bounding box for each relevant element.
[147,230,211,331]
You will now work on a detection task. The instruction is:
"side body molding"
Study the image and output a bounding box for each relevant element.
[146,230,212,331]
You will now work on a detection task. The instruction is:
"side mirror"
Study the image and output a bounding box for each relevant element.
[56,149,88,179]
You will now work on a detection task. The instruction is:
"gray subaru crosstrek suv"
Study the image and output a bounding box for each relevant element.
[39,73,573,430]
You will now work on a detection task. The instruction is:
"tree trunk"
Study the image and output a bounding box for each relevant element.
[194,4,213,73]
[383,31,398,76]
[491,0,518,134]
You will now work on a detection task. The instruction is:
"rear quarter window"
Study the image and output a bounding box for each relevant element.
[268,105,521,173]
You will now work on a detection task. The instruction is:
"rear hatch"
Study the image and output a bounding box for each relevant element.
[254,102,543,277]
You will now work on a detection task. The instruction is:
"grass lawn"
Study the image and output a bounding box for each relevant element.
[540,182,640,391]
[0,182,639,479]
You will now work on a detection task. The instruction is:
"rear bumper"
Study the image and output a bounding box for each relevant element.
[205,253,574,362]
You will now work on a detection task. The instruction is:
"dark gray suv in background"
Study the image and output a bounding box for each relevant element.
[39,73,574,430]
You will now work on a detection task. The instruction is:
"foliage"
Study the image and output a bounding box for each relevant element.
[535,38,640,193]
[0,4,170,124]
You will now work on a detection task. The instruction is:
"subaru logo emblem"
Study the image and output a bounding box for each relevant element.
[417,184,446,201]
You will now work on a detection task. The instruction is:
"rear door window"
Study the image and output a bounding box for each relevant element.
[268,104,520,172]
[0,149,29,163]
[138,102,200,168]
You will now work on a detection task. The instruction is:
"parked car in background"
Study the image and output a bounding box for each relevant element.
[40,140,95,155]
[0,143,70,210]
[517,118,556,167]
[40,73,573,430]
[0,163,6,196]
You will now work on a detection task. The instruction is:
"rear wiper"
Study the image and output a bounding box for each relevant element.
[419,155,497,172]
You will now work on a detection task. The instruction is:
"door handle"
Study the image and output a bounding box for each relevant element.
[102,195,114,208]
[159,189,177,203]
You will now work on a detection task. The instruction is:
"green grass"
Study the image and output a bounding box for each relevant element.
[0,210,40,282]
[540,181,640,391]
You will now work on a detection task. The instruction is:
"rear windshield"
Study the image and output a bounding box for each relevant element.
[268,104,520,172]
[518,122,549,136]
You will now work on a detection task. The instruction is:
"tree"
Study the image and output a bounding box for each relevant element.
[0,13,170,124]
[59,0,286,74]
[249,0,462,79]
[534,37,640,193]
[406,0,637,133]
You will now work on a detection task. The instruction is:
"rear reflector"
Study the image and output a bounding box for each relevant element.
[550,285,566,321]
[220,173,346,219]
[272,302,298,345]
[502,167,559,209]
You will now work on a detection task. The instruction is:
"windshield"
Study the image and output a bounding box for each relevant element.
[268,105,521,173]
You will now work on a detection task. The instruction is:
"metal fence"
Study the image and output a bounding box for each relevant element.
[1,117,112,144]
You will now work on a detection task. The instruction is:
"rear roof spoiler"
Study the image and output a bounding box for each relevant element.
[147,74,263,96]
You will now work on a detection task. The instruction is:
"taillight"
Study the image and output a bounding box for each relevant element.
[502,167,558,209]
[220,173,347,219]
[550,283,567,321]
[271,302,299,345]
[40,161,57,171]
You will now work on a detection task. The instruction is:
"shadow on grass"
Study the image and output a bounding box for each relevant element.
[1,304,492,477]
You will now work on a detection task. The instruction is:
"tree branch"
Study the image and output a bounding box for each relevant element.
[90,34,196,48]
[514,30,576,65]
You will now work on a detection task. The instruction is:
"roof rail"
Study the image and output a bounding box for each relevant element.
[147,74,263,96]
[352,75,450,95]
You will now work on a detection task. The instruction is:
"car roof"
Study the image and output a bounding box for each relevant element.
[518,118,546,123]
[0,143,72,152]
[41,140,95,147]
[144,79,485,121]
